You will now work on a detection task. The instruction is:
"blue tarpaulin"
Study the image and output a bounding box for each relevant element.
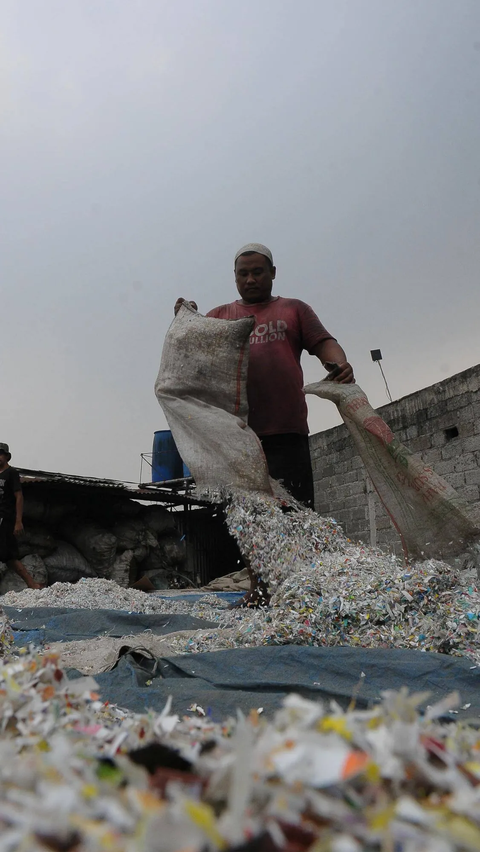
[5,606,218,647]
[6,604,480,721]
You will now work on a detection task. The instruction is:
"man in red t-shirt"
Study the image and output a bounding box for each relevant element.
[175,243,354,508]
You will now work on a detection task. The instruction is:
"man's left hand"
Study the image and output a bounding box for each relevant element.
[327,362,355,384]
[14,521,24,536]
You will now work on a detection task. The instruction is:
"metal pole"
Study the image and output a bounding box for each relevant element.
[377,361,393,403]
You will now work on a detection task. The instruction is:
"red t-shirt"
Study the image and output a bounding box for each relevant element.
[207,296,334,436]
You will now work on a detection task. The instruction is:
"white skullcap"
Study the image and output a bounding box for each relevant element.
[234,243,274,265]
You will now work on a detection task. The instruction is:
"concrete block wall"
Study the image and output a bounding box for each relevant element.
[310,364,480,555]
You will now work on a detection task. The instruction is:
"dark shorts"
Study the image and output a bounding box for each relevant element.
[260,433,314,508]
[0,518,20,562]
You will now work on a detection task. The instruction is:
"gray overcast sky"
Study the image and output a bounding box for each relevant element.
[2,0,480,481]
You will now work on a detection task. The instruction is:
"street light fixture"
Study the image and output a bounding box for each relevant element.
[370,349,393,403]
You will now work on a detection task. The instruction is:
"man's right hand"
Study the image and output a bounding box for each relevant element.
[174,298,198,316]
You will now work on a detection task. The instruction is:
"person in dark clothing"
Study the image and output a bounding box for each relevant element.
[0,443,43,589]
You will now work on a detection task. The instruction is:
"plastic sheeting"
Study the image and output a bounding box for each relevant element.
[7,605,480,721]
[83,644,480,720]
[5,606,218,646]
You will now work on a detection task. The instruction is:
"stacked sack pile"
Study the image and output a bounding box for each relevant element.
[0,494,187,592]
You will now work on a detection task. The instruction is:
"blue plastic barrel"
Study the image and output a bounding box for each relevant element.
[152,430,184,482]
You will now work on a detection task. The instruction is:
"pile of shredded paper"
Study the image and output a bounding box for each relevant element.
[3,492,480,664]
[0,633,480,851]
[2,492,480,848]
[219,493,480,662]
[1,577,230,620]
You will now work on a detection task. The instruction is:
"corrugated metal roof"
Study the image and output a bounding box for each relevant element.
[18,468,132,490]
[16,467,205,506]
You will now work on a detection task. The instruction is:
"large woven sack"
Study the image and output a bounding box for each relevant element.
[305,380,480,560]
[0,555,48,593]
[17,524,57,559]
[59,518,117,577]
[110,549,135,588]
[22,498,75,526]
[23,554,48,586]
[110,518,157,552]
[155,303,271,494]
[141,505,177,536]
[44,541,97,584]
[157,535,185,566]
[140,547,167,573]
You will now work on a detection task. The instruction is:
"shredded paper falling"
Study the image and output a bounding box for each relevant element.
[3,492,480,664]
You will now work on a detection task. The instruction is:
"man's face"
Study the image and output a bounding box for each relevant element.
[0,452,7,470]
[235,253,276,304]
